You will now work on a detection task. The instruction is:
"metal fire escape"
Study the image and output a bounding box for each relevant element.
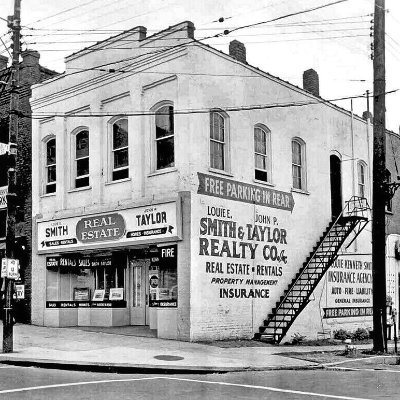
[255,196,370,344]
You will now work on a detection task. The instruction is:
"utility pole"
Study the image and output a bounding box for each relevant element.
[372,0,386,353]
[3,0,21,353]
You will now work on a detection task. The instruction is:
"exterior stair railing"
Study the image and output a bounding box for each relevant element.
[255,196,370,344]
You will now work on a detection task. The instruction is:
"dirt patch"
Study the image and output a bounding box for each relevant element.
[279,349,400,370]
[199,339,273,348]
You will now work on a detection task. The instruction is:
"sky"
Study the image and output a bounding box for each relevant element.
[0,0,399,132]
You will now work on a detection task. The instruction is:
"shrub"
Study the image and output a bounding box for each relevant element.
[291,332,307,345]
[334,329,352,341]
[352,328,370,341]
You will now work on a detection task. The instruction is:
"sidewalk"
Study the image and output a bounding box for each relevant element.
[0,323,337,373]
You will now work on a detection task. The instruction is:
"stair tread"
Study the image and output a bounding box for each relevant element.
[256,213,368,343]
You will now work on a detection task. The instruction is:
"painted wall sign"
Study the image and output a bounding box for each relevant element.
[76,213,125,243]
[323,307,373,318]
[194,193,289,304]
[197,173,295,211]
[37,202,180,252]
[323,256,373,318]
[0,186,7,209]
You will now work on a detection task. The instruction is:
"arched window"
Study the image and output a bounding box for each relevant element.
[292,138,306,190]
[254,124,271,183]
[75,129,89,188]
[357,161,367,198]
[155,104,174,170]
[210,110,229,171]
[45,137,56,194]
[112,118,129,180]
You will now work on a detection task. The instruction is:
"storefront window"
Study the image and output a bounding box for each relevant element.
[149,244,177,307]
[46,253,126,306]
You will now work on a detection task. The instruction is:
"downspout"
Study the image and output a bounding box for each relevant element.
[350,99,357,252]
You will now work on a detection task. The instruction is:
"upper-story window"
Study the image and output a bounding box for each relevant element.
[75,129,89,188]
[45,138,56,194]
[357,161,367,198]
[155,104,174,170]
[112,118,129,180]
[210,110,229,171]
[292,138,306,190]
[254,124,271,183]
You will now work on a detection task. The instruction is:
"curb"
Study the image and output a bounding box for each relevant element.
[0,358,321,374]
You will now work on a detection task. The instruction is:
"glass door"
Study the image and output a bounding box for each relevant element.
[129,258,149,325]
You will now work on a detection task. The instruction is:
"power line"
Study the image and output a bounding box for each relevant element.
[26,0,106,26]
[30,34,370,51]
[212,0,351,38]
[25,27,371,45]
[26,89,400,119]
[21,14,372,33]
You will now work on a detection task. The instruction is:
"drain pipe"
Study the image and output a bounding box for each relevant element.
[350,99,357,252]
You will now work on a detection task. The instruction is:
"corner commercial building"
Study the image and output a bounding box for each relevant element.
[30,21,385,342]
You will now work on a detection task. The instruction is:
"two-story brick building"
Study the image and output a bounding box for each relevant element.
[0,51,57,322]
[30,21,380,342]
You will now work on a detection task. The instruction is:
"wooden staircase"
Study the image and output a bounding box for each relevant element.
[255,196,370,344]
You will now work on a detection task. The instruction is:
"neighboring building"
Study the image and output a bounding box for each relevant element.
[383,127,400,333]
[31,21,380,342]
[0,51,57,322]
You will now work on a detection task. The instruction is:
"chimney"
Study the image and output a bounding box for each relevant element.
[229,40,246,63]
[21,49,40,67]
[303,68,319,97]
[0,55,8,70]
[362,111,373,122]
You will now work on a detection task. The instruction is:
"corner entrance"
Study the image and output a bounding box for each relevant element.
[330,154,343,218]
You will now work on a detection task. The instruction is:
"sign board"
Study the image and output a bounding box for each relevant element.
[15,284,25,299]
[197,173,295,211]
[109,288,124,301]
[37,202,180,252]
[46,256,112,269]
[0,186,7,209]
[1,258,20,279]
[1,258,7,277]
[92,289,105,301]
[73,287,90,301]
[0,143,9,156]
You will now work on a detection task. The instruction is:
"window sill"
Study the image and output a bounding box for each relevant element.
[253,179,275,188]
[105,177,131,186]
[40,192,56,198]
[208,168,233,178]
[68,186,92,193]
[148,167,177,177]
[291,187,310,195]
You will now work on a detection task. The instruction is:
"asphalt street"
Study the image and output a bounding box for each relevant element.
[0,365,399,399]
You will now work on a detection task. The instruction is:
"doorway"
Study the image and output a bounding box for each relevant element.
[330,154,343,218]
[129,258,150,325]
